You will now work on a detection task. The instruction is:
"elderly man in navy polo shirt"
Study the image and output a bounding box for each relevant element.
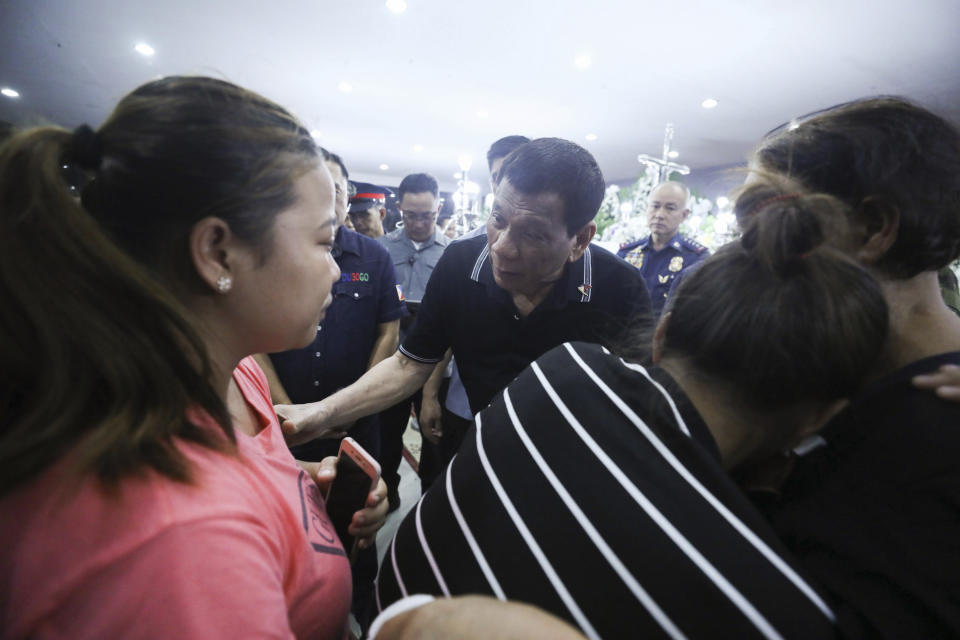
[618,181,709,316]
[276,138,651,462]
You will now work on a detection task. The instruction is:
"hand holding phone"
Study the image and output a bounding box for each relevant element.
[324,437,381,562]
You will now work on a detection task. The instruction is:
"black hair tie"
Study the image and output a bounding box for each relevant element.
[69,125,103,170]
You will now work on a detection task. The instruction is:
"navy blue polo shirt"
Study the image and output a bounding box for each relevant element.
[399,234,652,414]
[270,226,402,404]
[618,233,709,316]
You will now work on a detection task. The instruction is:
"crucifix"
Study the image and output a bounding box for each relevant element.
[637,123,690,184]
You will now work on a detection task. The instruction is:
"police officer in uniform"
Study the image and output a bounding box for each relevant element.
[348,181,389,239]
[618,180,709,316]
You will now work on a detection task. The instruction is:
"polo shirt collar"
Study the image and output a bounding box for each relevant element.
[468,242,595,304]
[642,233,681,252]
[391,228,446,251]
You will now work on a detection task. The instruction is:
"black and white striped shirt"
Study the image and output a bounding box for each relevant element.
[376,342,836,640]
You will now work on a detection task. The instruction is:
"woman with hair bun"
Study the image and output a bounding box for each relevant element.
[0,77,386,639]
[373,177,887,639]
[749,96,960,638]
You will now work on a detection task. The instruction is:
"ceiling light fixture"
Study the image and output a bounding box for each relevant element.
[574,53,592,70]
[379,163,389,171]
[701,98,719,109]
[386,0,407,13]
[668,150,679,159]
[413,144,424,152]
[338,81,353,94]
[134,43,155,56]
[585,133,597,141]
[1,87,20,98]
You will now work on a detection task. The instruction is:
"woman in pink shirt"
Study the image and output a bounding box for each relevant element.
[0,77,386,639]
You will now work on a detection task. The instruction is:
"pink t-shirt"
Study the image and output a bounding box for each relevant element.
[0,357,351,639]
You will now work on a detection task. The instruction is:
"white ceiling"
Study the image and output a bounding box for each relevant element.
[3,0,959,194]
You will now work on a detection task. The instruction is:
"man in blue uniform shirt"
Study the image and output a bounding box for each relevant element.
[618,181,709,316]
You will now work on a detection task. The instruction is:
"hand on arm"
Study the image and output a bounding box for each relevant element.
[277,351,436,446]
[912,364,960,401]
[419,349,452,444]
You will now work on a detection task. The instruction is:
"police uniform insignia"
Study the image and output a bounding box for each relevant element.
[658,274,670,284]
[626,250,644,269]
[669,256,684,272]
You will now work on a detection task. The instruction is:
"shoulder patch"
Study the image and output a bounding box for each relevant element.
[681,235,708,253]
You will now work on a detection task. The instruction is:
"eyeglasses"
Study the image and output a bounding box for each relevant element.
[401,210,437,223]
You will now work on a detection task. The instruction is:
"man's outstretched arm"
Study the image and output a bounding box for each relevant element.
[276,351,436,445]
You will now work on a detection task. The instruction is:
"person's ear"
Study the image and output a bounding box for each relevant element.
[853,198,899,264]
[190,216,238,294]
[379,206,386,221]
[652,312,670,364]
[680,208,691,222]
[569,221,597,261]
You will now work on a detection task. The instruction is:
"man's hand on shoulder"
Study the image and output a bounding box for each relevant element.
[912,364,960,401]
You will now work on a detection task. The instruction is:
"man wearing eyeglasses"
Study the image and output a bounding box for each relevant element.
[375,173,451,511]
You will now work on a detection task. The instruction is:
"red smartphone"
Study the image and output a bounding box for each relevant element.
[324,437,381,562]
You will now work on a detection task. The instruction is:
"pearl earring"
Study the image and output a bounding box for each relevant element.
[216,275,232,293]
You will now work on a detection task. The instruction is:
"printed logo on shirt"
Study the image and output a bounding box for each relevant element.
[297,470,346,557]
[341,272,370,282]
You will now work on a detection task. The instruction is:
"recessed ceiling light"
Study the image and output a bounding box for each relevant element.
[574,53,592,70]
[412,144,424,152]
[386,0,407,13]
[668,150,679,159]
[379,163,389,171]
[476,109,489,118]
[1,87,20,98]
[585,133,597,141]
[338,81,353,94]
[134,43,155,57]
[701,98,719,109]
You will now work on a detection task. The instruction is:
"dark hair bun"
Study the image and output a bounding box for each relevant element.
[735,178,848,277]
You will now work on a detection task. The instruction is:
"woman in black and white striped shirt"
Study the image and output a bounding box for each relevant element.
[375,177,888,640]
